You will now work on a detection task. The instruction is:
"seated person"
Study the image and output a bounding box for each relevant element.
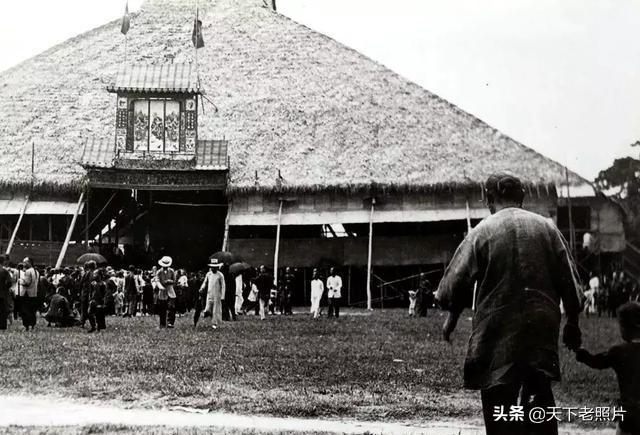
[45,287,78,327]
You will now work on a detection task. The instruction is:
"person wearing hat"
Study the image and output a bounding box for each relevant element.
[155,256,177,328]
[18,257,39,331]
[198,259,225,329]
[435,172,582,435]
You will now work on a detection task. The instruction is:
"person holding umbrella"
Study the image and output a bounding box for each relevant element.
[198,259,225,329]
[155,256,177,329]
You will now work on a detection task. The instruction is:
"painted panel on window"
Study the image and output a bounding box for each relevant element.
[164,101,180,152]
[133,100,149,151]
[149,100,165,152]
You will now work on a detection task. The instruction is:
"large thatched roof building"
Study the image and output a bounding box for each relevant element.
[0,0,625,302]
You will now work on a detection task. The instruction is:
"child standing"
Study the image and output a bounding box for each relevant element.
[408,290,417,317]
[576,301,640,435]
[114,288,124,317]
[269,287,278,315]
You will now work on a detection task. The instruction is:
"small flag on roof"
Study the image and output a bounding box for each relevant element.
[192,9,205,49]
[121,2,131,35]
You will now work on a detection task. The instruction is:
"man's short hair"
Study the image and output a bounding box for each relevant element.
[617,301,640,332]
[485,173,526,205]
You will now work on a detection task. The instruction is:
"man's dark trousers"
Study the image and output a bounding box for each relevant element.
[480,369,557,435]
[327,297,340,318]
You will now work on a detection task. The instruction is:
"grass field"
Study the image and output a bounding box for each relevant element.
[0,308,623,426]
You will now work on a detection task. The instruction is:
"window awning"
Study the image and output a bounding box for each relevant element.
[229,208,490,226]
[0,199,84,215]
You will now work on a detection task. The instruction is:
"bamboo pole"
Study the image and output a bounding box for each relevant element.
[85,190,90,251]
[366,198,375,310]
[565,167,576,256]
[466,198,478,312]
[273,199,283,288]
[56,192,85,268]
[221,200,232,251]
[6,195,29,256]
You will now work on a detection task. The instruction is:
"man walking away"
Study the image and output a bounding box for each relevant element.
[326,268,342,318]
[19,257,39,331]
[310,268,324,319]
[0,255,13,330]
[435,173,582,435]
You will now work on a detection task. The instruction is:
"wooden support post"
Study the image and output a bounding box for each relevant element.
[56,192,85,268]
[347,266,352,306]
[303,268,307,304]
[273,199,283,288]
[48,216,53,266]
[6,195,29,256]
[222,200,232,251]
[465,199,472,233]
[366,198,375,310]
[85,191,90,251]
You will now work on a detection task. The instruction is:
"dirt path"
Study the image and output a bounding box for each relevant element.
[0,394,612,434]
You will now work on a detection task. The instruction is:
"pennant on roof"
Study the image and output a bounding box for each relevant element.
[192,9,205,49]
[121,2,131,35]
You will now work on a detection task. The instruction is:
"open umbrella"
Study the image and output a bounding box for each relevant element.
[229,262,251,275]
[209,251,240,265]
[77,253,108,265]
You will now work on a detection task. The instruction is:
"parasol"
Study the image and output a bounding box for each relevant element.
[77,253,108,265]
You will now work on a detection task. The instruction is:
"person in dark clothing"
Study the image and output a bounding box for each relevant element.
[280,267,295,315]
[45,288,77,327]
[79,261,96,328]
[222,265,237,321]
[576,301,640,435]
[0,255,13,330]
[436,173,582,435]
[254,266,273,320]
[142,272,154,315]
[192,272,206,327]
[88,268,107,332]
[416,277,433,317]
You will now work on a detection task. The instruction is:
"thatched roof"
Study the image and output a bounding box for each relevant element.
[0,0,585,195]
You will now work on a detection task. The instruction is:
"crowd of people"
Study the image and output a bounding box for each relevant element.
[0,254,347,332]
[583,270,640,317]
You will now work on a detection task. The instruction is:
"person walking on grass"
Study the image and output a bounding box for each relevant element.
[79,261,96,328]
[435,173,582,435]
[255,265,273,320]
[0,255,13,330]
[198,259,224,329]
[19,257,39,331]
[575,301,640,435]
[88,268,107,332]
[221,264,236,322]
[123,265,137,318]
[155,256,177,329]
[310,268,324,319]
[326,268,342,318]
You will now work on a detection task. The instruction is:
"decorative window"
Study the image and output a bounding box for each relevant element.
[132,99,182,152]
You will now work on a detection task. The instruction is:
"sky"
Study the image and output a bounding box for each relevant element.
[1,0,639,181]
